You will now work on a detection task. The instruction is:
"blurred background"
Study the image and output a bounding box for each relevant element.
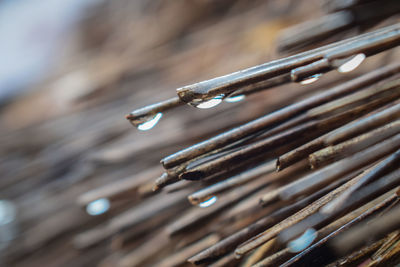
[0,0,398,266]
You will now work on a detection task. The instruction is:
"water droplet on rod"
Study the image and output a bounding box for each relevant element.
[299,74,322,85]
[338,53,366,73]
[137,113,163,131]
[225,94,245,103]
[198,196,218,208]
[195,95,224,109]
[86,198,110,216]
[288,228,317,252]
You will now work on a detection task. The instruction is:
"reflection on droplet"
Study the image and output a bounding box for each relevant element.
[198,196,218,208]
[288,228,317,252]
[86,198,110,216]
[338,53,366,73]
[299,74,322,85]
[137,113,163,131]
[225,94,246,103]
[195,95,224,109]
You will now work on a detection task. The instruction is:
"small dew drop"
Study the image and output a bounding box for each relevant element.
[0,200,16,225]
[137,113,163,131]
[299,74,322,85]
[225,94,246,103]
[86,198,110,216]
[195,95,224,109]
[198,196,218,208]
[288,228,317,253]
[0,200,17,244]
[338,53,366,73]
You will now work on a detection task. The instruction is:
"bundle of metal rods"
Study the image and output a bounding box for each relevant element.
[121,7,400,267]
[1,0,400,267]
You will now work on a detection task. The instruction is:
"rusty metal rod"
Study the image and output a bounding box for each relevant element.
[176,23,400,105]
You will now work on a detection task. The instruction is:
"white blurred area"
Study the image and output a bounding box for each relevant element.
[0,0,103,104]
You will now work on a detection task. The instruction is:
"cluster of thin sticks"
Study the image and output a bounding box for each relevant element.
[123,20,400,266]
[279,0,400,52]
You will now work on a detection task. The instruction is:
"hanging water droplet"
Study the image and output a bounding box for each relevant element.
[225,94,246,103]
[288,228,317,252]
[86,198,110,216]
[337,53,366,73]
[195,95,224,109]
[198,196,218,208]
[137,113,163,131]
[299,74,322,85]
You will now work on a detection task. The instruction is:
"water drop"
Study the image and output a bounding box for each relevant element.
[299,74,322,85]
[0,200,17,245]
[86,198,110,216]
[0,200,16,225]
[137,113,163,131]
[198,196,218,208]
[337,53,366,73]
[195,95,224,109]
[288,228,317,252]
[225,94,245,103]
